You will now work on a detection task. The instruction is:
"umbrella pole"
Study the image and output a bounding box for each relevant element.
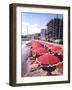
[47,71,52,76]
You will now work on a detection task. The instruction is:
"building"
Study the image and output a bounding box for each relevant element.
[47,18,63,40]
[40,29,48,40]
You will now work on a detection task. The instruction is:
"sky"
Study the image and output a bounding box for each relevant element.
[21,12,63,35]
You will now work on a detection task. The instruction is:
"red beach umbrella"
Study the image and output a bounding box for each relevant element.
[56,49,63,54]
[37,53,60,65]
[49,46,61,50]
[49,46,63,54]
[31,41,41,50]
[33,47,47,55]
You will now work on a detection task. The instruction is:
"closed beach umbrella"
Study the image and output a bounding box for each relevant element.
[37,53,60,65]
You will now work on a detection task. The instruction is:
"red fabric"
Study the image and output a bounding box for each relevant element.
[49,46,61,50]
[37,53,60,65]
[44,44,52,48]
[46,44,54,47]
[33,47,47,55]
[31,41,41,50]
[49,46,63,53]
[42,42,54,48]
[56,49,63,54]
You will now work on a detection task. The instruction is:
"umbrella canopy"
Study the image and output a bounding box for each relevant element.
[49,46,61,50]
[56,49,63,54]
[49,46,63,54]
[41,42,54,48]
[33,47,47,55]
[31,41,41,50]
[37,53,60,65]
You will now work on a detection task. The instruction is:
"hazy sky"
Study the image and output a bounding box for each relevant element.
[21,12,63,35]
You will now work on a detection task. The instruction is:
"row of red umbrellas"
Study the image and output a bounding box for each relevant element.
[31,40,63,66]
[38,40,63,54]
